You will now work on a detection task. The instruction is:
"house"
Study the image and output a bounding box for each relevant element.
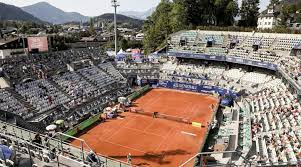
[80,37,97,42]
[257,5,279,29]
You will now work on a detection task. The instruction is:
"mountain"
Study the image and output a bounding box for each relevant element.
[120,7,156,20]
[93,13,144,29]
[0,2,41,22]
[22,2,89,24]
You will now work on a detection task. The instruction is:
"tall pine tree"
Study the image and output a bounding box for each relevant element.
[143,0,172,54]
[240,0,260,27]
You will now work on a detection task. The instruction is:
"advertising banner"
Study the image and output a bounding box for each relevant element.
[27,37,49,52]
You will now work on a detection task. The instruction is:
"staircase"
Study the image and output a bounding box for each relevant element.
[258,138,264,157]
[98,63,127,83]
[96,64,118,81]
[76,70,100,89]
[222,34,229,48]
[47,79,73,101]
[240,35,251,47]
[269,38,279,50]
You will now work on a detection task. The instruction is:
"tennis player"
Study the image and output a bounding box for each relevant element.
[127,153,132,165]
[153,112,158,118]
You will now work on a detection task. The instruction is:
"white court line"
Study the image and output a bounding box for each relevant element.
[181,131,197,137]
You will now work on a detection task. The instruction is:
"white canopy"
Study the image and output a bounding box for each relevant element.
[118,49,124,54]
[46,124,57,131]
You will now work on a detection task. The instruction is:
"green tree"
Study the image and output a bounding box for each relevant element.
[270,0,279,5]
[120,39,129,50]
[240,0,260,27]
[279,4,296,26]
[170,0,189,32]
[89,18,96,35]
[212,0,239,26]
[143,0,172,54]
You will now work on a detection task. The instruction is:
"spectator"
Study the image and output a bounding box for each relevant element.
[127,153,132,165]
[33,133,42,145]
[86,151,98,163]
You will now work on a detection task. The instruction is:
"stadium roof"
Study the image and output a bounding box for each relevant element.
[0,37,20,47]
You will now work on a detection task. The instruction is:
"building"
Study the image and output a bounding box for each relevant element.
[257,5,278,29]
[135,33,144,41]
[0,37,26,59]
[100,32,115,42]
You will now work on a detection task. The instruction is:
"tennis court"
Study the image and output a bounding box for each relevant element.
[71,88,218,167]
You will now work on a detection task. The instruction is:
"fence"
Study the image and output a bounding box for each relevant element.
[62,112,102,141]
[127,85,151,101]
[179,151,238,167]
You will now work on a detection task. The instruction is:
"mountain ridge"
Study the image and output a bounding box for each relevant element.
[0,2,42,22]
[22,2,90,24]
[120,7,156,20]
[92,13,144,29]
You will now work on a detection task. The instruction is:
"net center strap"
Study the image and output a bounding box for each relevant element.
[130,109,191,124]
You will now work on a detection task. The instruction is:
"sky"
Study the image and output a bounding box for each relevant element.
[1,0,270,17]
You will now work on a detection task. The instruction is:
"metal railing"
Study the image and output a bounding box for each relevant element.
[179,151,237,167]
[0,120,131,167]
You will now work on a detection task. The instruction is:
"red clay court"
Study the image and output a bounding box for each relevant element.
[71,88,219,167]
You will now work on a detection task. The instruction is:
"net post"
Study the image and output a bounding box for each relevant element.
[80,140,85,162]
[57,153,60,167]
[59,133,63,152]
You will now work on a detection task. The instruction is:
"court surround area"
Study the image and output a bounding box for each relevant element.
[72,88,218,167]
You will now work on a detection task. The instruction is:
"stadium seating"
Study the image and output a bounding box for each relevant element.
[167,31,301,69]
[98,62,126,82]
[78,66,116,89]
[279,56,301,86]
[207,47,228,56]
[228,48,250,58]
[261,37,276,49]
[0,48,103,84]
[52,71,98,106]
[0,89,31,119]
[244,36,263,48]
[227,35,247,47]
[15,79,70,113]
[181,30,198,45]
[117,62,160,80]
[200,34,224,45]
[247,82,301,165]
[273,38,301,51]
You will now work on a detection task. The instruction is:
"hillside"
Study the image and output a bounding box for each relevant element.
[120,7,156,20]
[93,13,144,29]
[22,2,89,24]
[0,2,41,22]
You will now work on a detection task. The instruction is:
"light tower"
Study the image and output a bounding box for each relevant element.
[111,0,120,56]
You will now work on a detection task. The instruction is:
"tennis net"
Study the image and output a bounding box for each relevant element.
[130,109,191,124]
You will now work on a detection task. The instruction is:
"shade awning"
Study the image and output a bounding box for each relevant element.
[46,124,57,131]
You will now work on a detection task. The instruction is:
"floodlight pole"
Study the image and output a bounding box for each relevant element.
[112,0,120,56]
